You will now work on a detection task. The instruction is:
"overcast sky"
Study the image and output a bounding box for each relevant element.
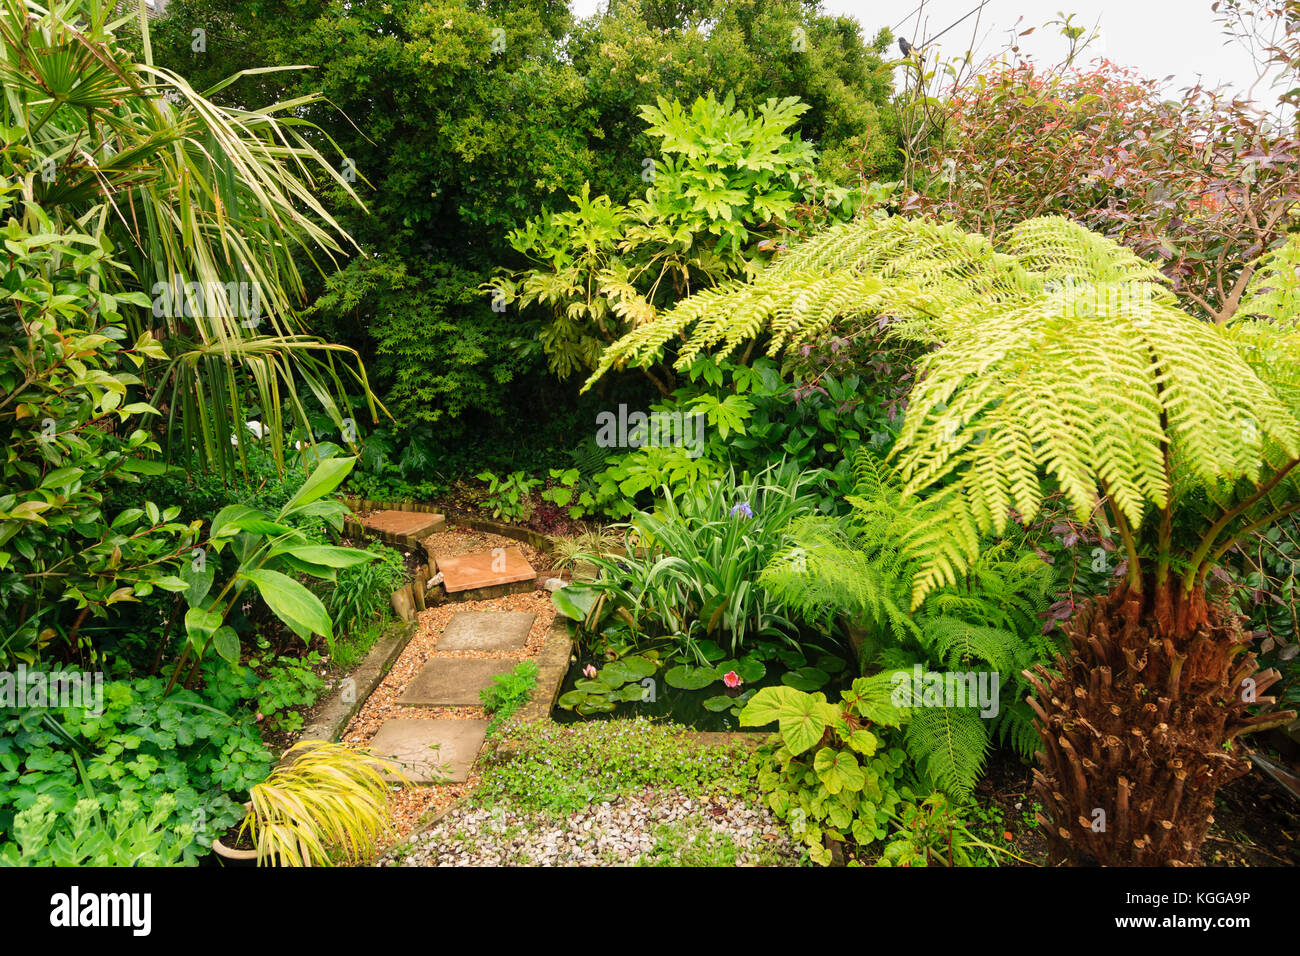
[570,0,1285,103]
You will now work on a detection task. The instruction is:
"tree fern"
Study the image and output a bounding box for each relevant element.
[601,213,1300,606]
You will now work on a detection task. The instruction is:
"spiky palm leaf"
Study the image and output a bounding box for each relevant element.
[0,0,378,478]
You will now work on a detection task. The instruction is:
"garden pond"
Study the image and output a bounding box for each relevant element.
[551,635,856,732]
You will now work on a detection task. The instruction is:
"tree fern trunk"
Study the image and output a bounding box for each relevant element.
[1024,581,1295,866]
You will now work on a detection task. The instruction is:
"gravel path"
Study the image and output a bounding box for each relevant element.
[343,588,555,839]
[383,789,802,867]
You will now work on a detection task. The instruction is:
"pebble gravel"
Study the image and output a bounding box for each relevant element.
[382,789,800,867]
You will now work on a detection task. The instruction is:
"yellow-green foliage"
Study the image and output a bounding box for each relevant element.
[242,740,405,867]
[592,214,1300,606]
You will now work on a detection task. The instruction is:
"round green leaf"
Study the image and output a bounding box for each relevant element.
[782,666,830,692]
[664,664,719,690]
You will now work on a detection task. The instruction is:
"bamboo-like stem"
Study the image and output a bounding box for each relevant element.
[1101,487,1142,593]
[1186,458,1300,591]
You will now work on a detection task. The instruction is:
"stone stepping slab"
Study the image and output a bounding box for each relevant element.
[368,718,488,784]
[399,658,515,707]
[360,509,445,539]
[435,546,535,593]
[437,611,535,653]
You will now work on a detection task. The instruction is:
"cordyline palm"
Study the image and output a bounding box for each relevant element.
[0,0,379,477]
[587,212,1300,865]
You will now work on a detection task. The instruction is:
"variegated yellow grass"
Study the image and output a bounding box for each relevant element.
[240,740,410,867]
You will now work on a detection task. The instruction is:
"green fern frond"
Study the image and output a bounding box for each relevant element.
[995,700,1044,761]
[904,706,990,798]
[758,518,919,644]
[596,214,1300,605]
[921,615,1027,674]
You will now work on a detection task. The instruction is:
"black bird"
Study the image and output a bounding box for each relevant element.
[898,37,914,57]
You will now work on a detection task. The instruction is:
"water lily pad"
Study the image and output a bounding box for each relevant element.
[596,662,638,687]
[664,664,719,690]
[615,683,651,702]
[575,677,613,694]
[576,698,616,716]
[557,690,587,710]
[737,657,766,682]
[716,656,766,684]
[816,654,848,675]
[606,655,657,682]
[777,647,807,669]
[781,666,830,692]
[692,640,726,662]
[727,689,756,717]
[702,695,737,712]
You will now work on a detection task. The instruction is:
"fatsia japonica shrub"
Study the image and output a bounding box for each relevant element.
[491,92,857,388]
[589,212,1300,866]
[0,186,195,666]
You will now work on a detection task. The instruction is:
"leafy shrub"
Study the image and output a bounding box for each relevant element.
[740,677,1005,866]
[475,471,543,523]
[0,185,192,666]
[909,58,1300,324]
[0,676,272,864]
[739,676,910,865]
[163,455,367,689]
[493,92,855,382]
[563,351,914,521]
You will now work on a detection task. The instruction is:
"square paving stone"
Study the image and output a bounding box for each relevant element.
[436,546,536,593]
[367,718,488,784]
[399,658,516,706]
[360,510,445,538]
[436,611,535,652]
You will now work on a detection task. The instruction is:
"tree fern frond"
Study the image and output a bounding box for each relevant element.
[920,615,1026,674]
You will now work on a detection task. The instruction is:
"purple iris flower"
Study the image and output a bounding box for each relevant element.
[730,501,754,519]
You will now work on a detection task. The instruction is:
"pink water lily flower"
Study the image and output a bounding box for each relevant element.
[722,670,742,688]
[583,664,598,679]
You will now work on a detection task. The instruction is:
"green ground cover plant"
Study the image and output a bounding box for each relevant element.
[473,719,761,815]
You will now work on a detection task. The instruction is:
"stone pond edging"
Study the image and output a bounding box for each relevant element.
[516,617,574,723]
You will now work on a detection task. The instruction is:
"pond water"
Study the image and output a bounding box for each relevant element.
[551,640,856,733]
